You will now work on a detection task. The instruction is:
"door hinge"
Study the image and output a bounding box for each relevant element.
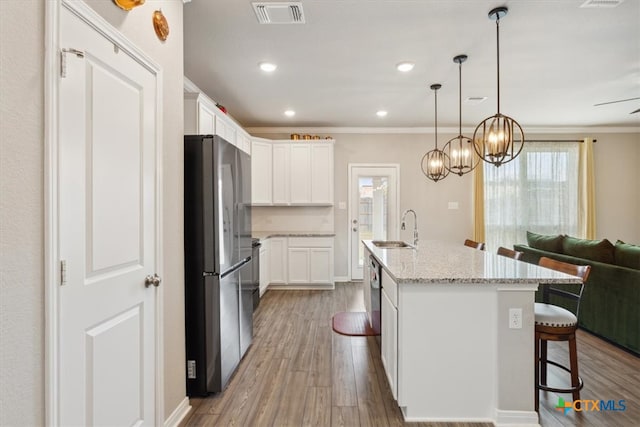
[60,260,67,286]
[60,48,85,78]
[187,360,196,379]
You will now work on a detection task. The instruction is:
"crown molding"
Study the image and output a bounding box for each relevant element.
[245,126,640,135]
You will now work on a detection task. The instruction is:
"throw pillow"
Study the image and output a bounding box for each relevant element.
[614,240,640,270]
[526,231,564,253]
[562,236,615,264]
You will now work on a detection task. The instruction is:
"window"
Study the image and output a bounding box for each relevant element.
[484,141,580,250]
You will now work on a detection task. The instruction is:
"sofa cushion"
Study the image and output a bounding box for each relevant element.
[562,236,615,264]
[526,231,564,253]
[614,240,640,270]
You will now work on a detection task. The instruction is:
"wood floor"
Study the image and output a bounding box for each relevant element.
[181,283,639,427]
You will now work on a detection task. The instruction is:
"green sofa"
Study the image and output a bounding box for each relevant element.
[514,233,640,355]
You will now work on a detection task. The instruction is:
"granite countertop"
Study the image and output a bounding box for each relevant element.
[364,240,582,285]
[253,231,336,240]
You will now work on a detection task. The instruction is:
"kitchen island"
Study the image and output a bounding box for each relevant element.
[363,240,582,426]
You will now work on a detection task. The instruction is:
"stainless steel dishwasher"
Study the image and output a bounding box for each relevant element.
[369,255,382,345]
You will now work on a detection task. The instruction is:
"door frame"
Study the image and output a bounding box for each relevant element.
[347,163,400,281]
[44,1,164,425]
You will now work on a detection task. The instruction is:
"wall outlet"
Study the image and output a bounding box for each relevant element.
[338,201,347,210]
[447,201,459,210]
[509,308,522,329]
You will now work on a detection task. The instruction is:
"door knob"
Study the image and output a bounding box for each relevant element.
[353,227,358,232]
[145,274,162,288]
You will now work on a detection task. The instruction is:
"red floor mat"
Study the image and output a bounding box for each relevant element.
[332,311,379,336]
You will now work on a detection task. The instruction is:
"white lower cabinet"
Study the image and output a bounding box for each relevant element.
[268,237,287,284]
[381,269,398,400]
[262,236,334,288]
[287,247,310,284]
[309,248,332,283]
[286,237,334,286]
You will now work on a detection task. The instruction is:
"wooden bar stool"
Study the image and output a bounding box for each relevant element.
[535,257,591,411]
[464,239,486,251]
[497,246,523,260]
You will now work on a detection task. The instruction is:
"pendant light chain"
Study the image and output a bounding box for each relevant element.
[496,13,501,115]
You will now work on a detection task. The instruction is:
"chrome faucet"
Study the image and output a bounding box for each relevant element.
[401,209,418,246]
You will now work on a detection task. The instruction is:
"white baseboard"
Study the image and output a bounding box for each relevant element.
[494,409,540,427]
[164,396,191,427]
[268,283,335,290]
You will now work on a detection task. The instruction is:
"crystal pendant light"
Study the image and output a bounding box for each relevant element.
[443,55,479,176]
[421,84,449,182]
[473,6,524,167]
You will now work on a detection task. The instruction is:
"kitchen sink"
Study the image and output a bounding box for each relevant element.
[372,240,415,249]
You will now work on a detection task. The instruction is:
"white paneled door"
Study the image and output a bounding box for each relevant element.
[57,5,160,426]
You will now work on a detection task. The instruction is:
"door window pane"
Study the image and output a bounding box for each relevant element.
[358,176,388,266]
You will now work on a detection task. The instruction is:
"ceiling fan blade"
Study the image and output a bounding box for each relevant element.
[594,97,640,107]
[630,108,640,114]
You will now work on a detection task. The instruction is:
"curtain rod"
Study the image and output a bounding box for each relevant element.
[524,139,597,143]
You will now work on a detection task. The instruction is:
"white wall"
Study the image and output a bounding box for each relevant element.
[0,0,187,424]
[0,2,45,425]
[253,130,640,278]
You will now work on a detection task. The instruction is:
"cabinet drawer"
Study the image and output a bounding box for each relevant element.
[287,237,333,247]
[381,267,398,307]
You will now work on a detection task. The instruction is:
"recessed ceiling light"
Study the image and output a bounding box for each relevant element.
[284,110,295,117]
[464,96,487,105]
[259,62,277,72]
[396,62,415,72]
[376,110,388,117]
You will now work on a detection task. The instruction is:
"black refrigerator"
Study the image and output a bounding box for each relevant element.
[184,135,253,396]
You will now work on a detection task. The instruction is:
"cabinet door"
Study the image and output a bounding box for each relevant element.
[214,113,237,146]
[309,248,332,283]
[272,144,291,204]
[259,244,269,295]
[269,238,287,284]
[251,140,272,204]
[288,248,310,283]
[197,102,215,134]
[381,288,398,400]
[310,144,334,204]
[289,144,312,204]
[239,133,251,154]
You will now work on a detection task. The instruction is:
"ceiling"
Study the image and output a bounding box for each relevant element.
[183,0,640,130]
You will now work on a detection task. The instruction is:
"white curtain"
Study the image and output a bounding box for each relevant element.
[484,141,580,251]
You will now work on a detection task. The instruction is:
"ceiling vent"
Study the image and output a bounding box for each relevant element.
[580,0,625,8]
[252,2,305,24]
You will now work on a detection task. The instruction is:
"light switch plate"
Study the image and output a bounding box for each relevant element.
[448,201,459,210]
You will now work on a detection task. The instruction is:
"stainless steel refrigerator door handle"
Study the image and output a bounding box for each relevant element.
[145,274,162,288]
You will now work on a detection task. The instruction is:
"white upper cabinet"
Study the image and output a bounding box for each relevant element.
[310,144,334,204]
[250,140,334,206]
[184,92,245,153]
[272,143,292,205]
[290,144,312,204]
[251,139,272,205]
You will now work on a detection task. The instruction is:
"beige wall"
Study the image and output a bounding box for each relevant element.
[0,0,186,424]
[592,133,640,243]
[253,131,640,278]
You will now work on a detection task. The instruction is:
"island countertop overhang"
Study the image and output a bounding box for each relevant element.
[363,240,582,287]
